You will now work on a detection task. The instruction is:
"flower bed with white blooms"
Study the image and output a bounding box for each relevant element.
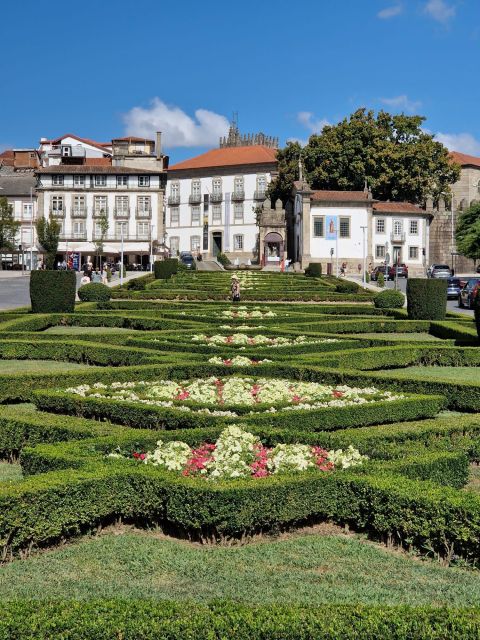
[221,306,277,319]
[65,376,404,415]
[191,333,338,347]
[109,425,367,479]
[208,356,272,367]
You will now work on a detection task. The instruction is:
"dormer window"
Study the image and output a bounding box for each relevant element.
[138,176,150,187]
[52,175,64,186]
[95,175,107,187]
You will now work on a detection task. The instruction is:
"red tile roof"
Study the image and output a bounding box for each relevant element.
[37,165,163,175]
[311,190,370,202]
[373,201,425,213]
[450,151,480,168]
[169,145,277,171]
[84,157,112,166]
[0,150,14,166]
[39,134,112,154]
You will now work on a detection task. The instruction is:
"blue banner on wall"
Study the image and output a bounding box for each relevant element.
[325,215,338,240]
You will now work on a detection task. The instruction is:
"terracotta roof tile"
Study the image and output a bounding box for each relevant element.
[40,134,112,154]
[373,201,425,213]
[169,145,277,171]
[37,165,163,175]
[84,157,112,166]
[311,190,369,202]
[450,151,480,169]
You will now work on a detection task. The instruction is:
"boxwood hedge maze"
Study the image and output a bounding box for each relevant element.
[1,271,480,638]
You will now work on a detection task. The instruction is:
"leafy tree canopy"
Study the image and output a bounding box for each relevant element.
[269,109,460,205]
[36,216,61,270]
[0,197,20,269]
[455,202,480,262]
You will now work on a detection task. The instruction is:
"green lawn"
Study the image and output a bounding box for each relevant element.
[43,326,142,335]
[0,360,93,374]
[1,530,480,605]
[349,332,443,342]
[0,461,22,483]
[377,365,480,383]
[465,465,480,493]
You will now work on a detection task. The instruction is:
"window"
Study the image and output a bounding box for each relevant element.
[170,182,179,197]
[137,222,150,239]
[393,220,403,235]
[339,217,350,238]
[191,235,201,252]
[94,196,108,214]
[410,220,419,235]
[115,221,128,239]
[313,217,324,237]
[376,245,386,259]
[21,227,32,244]
[74,175,85,187]
[233,234,244,250]
[170,207,179,226]
[212,178,222,194]
[52,175,64,186]
[94,175,107,187]
[170,236,180,256]
[61,146,71,157]
[138,176,150,187]
[72,221,85,238]
[117,176,128,187]
[256,174,266,195]
[409,246,419,259]
[51,196,64,212]
[234,176,244,194]
[191,206,201,225]
[234,203,244,223]
[22,203,33,220]
[192,180,201,197]
[212,205,222,224]
[376,218,385,233]
[115,196,129,214]
[73,195,86,214]
[137,196,151,215]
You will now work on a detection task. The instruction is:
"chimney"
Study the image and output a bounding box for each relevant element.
[156,132,162,160]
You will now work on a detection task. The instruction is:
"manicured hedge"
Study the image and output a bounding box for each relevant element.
[407,279,447,320]
[77,283,111,302]
[153,258,178,279]
[374,289,405,309]
[2,600,480,640]
[30,270,76,313]
[305,263,322,277]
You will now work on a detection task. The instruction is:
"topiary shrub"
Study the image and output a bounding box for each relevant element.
[407,278,447,320]
[216,252,231,267]
[475,293,480,342]
[374,289,405,309]
[377,272,385,288]
[305,263,322,277]
[127,278,146,291]
[30,270,76,313]
[154,259,178,280]
[335,281,359,294]
[77,283,111,302]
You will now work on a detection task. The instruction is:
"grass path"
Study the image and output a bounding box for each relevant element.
[0,530,479,605]
[0,360,94,374]
[0,462,22,483]
[376,365,480,383]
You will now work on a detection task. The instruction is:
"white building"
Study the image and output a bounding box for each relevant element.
[166,134,277,261]
[0,172,37,269]
[290,180,429,275]
[35,134,167,267]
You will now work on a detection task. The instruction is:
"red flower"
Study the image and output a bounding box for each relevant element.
[292,394,301,403]
[224,359,233,366]
[332,390,344,398]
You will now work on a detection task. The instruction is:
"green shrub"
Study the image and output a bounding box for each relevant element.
[127,278,146,290]
[475,294,480,342]
[30,270,76,313]
[374,289,405,309]
[407,279,447,320]
[335,281,359,294]
[305,263,322,277]
[77,283,111,302]
[216,252,231,267]
[153,259,178,280]
[377,272,385,288]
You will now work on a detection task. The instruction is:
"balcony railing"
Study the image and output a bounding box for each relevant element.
[254,190,266,200]
[210,192,223,203]
[136,207,152,219]
[50,209,65,218]
[60,231,87,240]
[114,208,130,219]
[91,232,151,242]
[168,195,180,205]
[71,207,87,218]
[189,193,202,204]
[231,190,245,201]
[93,207,109,218]
[390,232,406,243]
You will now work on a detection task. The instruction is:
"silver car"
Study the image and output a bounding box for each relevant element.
[428,264,451,278]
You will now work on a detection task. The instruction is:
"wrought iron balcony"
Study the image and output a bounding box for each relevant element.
[114,208,130,219]
[50,209,65,218]
[136,207,152,219]
[70,231,87,240]
[189,193,202,204]
[254,190,267,200]
[70,207,87,218]
[390,232,406,243]
[168,195,180,205]
[231,190,245,201]
[93,207,109,218]
[210,192,223,203]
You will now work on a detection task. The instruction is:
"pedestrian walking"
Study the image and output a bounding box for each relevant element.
[231,275,241,303]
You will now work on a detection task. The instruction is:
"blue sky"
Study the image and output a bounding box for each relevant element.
[1,0,479,162]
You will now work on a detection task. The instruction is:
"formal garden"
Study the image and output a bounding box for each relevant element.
[1,268,480,638]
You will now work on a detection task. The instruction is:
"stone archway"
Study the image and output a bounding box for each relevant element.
[264,231,284,263]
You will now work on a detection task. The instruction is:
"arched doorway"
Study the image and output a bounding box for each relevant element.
[264,231,284,264]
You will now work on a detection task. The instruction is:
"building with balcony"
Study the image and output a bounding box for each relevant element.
[166,125,278,261]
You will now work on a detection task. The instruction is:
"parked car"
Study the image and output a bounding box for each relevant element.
[446,277,462,299]
[388,263,408,279]
[476,264,480,274]
[427,264,451,278]
[370,265,388,281]
[458,278,480,309]
[180,252,195,269]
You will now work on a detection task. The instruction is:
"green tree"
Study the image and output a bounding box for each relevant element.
[455,202,480,263]
[36,215,61,270]
[93,212,109,269]
[270,109,460,205]
[0,197,20,270]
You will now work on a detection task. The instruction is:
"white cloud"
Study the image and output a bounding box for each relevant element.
[380,94,422,113]
[122,98,229,148]
[434,132,480,155]
[377,4,403,19]
[423,0,455,23]
[297,111,330,134]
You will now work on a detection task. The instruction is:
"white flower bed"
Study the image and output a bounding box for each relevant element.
[65,377,404,414]
[208,356,272,367]
[221,306,277,319]
[191,333,338,347]
[109,425,368,480]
